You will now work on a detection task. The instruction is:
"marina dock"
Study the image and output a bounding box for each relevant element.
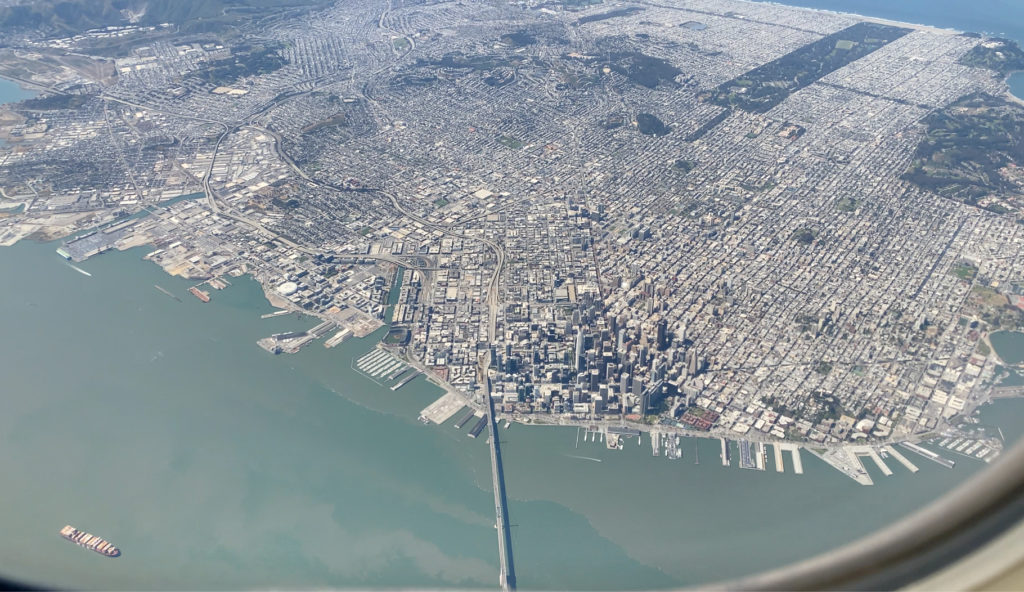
[354,348,417,387]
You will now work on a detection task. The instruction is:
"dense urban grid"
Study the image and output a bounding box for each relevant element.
[2,0,1024,483]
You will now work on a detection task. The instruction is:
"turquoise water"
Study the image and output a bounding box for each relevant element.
[991,331,1024,365]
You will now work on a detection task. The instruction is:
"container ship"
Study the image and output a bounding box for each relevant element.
[59,525,120,557]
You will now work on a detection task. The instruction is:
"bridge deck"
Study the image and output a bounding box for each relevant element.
[486,379,516,591]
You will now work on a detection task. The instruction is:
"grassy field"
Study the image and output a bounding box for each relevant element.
[497,135,524,149]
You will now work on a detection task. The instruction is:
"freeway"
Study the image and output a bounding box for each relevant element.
[376,189,505,342]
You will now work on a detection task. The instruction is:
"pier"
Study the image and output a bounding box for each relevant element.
[720,438,730,466]
[390,371,420,391]
[851,446,893,476]
[884,445,919,473]
[454,409,476,429]
[468,415,487,438]
[778,443,804,474]
[258,320,336,354]
[773,444,784,472]
[899,441,956,469]
[418,391,464,424]
[738,440,758,470]
[324,328,352,348]
[154,285,180,302]
[811,447,873,485]
[484,377,516,591]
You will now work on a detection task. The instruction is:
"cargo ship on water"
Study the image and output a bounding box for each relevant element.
[188,286,211,303]
[59,525,120,557]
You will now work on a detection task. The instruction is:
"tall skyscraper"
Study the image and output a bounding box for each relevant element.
[656,318,668,350]
[574,329,585,372]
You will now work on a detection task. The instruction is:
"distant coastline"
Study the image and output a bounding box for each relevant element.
[746,0,964,35]
[0,75,41,100]
[747,1,1024,103]
[748,0,1024,41]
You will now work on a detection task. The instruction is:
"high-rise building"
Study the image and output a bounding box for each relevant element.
[574,330,585,372]
[656,318,668,350]
[632,376,644,397]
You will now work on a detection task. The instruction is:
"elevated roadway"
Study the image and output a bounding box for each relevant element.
[484,373,516,591]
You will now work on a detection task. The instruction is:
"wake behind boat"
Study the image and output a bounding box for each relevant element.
[66,263,92,277]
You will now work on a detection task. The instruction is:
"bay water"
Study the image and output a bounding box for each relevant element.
[991,331,1024,365]
[5,2,1024,586]
[0,77,34,106]
[3,217,1023,590]
[0,77,35,146]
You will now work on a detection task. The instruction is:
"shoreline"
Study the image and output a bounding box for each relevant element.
[8,213,1021,483]
[0,74,41,101]
[988,330,1024,368]
[743,0,966,36]
[0,0,1020,489]
[1006,71,1024,106]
